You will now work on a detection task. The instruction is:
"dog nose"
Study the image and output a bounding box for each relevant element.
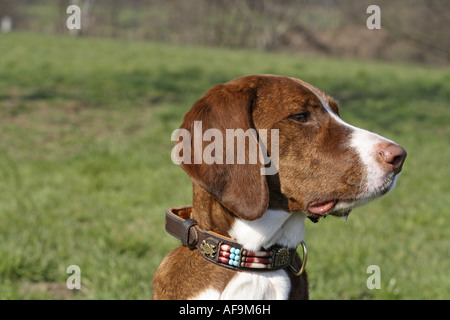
[378,144,407,174]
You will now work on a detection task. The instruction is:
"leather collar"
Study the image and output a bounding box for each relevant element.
[165,206,307,275]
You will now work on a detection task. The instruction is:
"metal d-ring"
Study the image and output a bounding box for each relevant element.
[290,241,308,276]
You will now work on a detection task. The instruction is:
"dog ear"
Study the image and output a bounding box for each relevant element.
[175,82,269,221]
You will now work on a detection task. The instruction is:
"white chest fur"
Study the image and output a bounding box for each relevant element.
[228,209,306,251]
[192,269,290,300]
[221,269,291,299]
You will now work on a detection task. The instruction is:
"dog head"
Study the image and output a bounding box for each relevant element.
[173,75,406,222]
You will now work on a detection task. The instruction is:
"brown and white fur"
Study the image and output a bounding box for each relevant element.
[152,75,406,300]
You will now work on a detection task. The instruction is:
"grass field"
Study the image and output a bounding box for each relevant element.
[0,33,449,299]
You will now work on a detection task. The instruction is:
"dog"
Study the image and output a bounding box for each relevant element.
[152,75,406,300]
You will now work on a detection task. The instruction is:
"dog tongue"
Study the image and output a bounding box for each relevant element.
[308,200,335,215]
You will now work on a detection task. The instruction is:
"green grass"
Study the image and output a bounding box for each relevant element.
[0,33,449,299]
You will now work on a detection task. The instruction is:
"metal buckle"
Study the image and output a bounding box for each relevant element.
[290,241,308,276]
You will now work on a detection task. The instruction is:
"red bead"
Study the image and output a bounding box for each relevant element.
[243,257,270,264]
[243,262,269,269]
[220,244,232,252]
[218,256,229,264]
[246,250,270,257]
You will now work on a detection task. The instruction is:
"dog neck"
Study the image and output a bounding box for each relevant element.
[191,182,306,252]
[228,210,306,252]
[191,183,236,237]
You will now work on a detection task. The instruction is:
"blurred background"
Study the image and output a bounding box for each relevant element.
[0,0,449,299]
[1,0,449,65]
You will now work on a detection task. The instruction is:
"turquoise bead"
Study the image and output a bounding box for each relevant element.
[230,253,235,260]
[230,247,236,253]
[228,259,233,265]
[235,249,240,255]
[233,260,239,266]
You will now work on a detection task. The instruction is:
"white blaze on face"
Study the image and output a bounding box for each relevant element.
[348,128,397,194]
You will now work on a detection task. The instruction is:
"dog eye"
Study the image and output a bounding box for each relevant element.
[289,113,308,124]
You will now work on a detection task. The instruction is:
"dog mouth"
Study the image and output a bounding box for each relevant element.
[306,174,400,222]
[307,200,351,223]
[306,200,339,223]
[307,200,336,215]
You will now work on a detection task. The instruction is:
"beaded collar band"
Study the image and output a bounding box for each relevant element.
[165,206,307,275]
